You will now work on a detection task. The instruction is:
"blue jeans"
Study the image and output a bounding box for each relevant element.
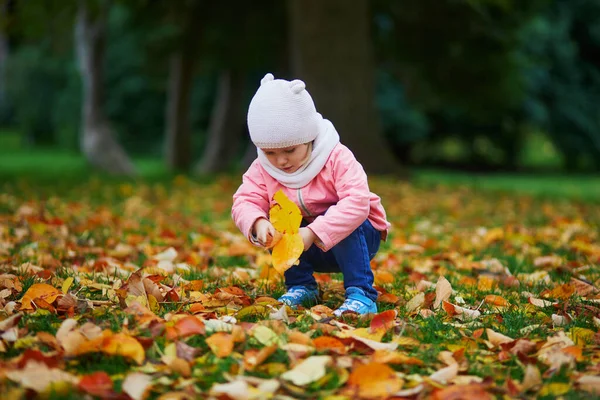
[284,219,381,302]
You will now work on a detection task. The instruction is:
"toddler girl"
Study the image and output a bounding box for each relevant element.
[232,73,390,316]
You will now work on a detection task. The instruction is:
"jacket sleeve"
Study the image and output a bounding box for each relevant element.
[232,161,270,242]
[307,150,371,251]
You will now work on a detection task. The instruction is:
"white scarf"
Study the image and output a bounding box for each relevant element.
[257,119,340,189]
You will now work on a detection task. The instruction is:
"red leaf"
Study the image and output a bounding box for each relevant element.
[17,349,60,369]
[369,309,397,333]
[78,372,114,397]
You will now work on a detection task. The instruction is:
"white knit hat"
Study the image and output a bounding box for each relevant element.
[247,73,323,149]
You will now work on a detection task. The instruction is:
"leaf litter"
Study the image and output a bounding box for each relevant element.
[0,177,599,398]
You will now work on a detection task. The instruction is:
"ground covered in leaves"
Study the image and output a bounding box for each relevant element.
[0,176,599,399]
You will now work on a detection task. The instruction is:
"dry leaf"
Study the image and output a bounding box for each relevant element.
[434,276,452,309]
[486,329,514,347]
[206,332,235,358]
[280,355,332,386]
[405,292,425,313]
[346,362,403,399]
[577,375,600,394]
[122,372,153,400]
[20,283,62,310]
[6,361,79,393]
[429,363,459,383]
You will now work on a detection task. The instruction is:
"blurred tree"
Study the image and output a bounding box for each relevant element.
[163,0,205,172]
[521,0,600,170]
[0,1,11,124]
[196,0,287,174]
[76,0,135,175]
[289,0,400,174]
[374,0,547,170]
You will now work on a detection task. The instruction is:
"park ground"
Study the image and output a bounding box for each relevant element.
[0,143,599,399]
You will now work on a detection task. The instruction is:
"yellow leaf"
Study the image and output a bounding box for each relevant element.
[61,277,74,294]
[569,327,595,345]
[270,190,302,234]
[539,383,570,397]
[268,190,304,275]
[271,233,303,275]
[76,330,145,365]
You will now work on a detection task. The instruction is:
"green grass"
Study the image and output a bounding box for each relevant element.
[414,169,600,202]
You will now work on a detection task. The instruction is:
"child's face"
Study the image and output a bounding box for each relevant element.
[262,143,311,173]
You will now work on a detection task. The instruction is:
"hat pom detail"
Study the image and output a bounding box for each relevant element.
[261,73,275,85]
[289,79,306,94]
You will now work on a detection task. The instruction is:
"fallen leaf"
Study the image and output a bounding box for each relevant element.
[122,372,153,400]
[206,332,234,358]
[370,309,397,333]
[429,363,459,383]
[281,355,332,386]
[78,372,115,398]
[6,361,79,393]
[345,362,403,399]
[20,283,62,310]
[434,276,452,309]
[484,294,509,307]
[577,375,600,394]
[432,383,493,400]
[405,292,425,313]
[75,330,145,364]
[486,329,514,347]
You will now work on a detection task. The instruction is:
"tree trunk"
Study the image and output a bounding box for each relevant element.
[0,1,10,119]
[164,3,204,172]
[195,69,246,174]
[288,0,399,174]
[75,0,135,176]
[165,51,194,171]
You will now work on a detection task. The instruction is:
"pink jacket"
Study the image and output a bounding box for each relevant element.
[232,143,390,252]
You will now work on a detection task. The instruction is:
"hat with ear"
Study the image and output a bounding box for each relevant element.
[247,73,322,149]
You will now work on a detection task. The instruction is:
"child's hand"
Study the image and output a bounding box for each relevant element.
[299,227,316,251]
[253,218,281,248]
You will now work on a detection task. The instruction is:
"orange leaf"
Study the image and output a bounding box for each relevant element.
[243,344,278,370]
[371,350,424,365]
[377,292,400,304]
[313,336,347,354]
[271,233,303,275]
[432,383,493,400]
[206,332,234,358]
[374,271,395,285]
[165,316,205,340]
[369,309,397,333]
[346,362,403,399]
[484,295,509,307]
[20,283,62,310]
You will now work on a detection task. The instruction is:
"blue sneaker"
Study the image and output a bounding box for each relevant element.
[278,286,319,308]
[333,287,378,317]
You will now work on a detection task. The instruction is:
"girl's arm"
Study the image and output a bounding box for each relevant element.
[308,148,371,251]
[232,160,270,241]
